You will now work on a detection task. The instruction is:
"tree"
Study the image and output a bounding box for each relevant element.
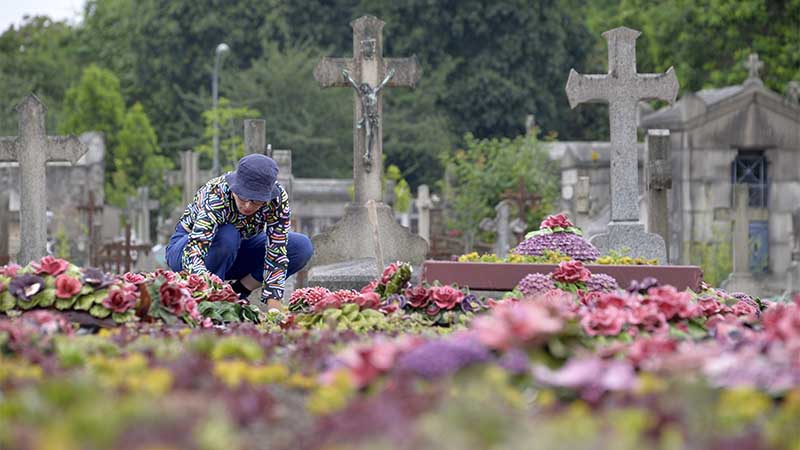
[444,133,559,249]
[194,97,260,174]
[113,102,176,209]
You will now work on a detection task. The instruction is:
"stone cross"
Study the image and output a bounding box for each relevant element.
[415,184,433,243]
[786,81,799,105]
[645,129,672,257]
[501,176,540,239]
[0,94,88,264]
[479,200,520,258]
[313,15,421,205]
[244,119,267,156]
[575,175,591,214]
[128,186,159,245]
[0,191,9,265]
[565,27,678,262]
[715,184,768,275]
[77,190,103,266]
[745,53,763,80]
[180,150,200,206]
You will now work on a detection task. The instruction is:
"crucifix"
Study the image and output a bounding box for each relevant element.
[77,190,103,266]
[500,176,540,242]
[566,27,678,224]
[0,94,88,264]
[314,15,421,204]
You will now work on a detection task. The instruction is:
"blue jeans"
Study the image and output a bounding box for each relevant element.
[165,224,313,282]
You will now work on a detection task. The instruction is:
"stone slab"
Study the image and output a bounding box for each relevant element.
[310,202,429,268]
[421,261,703,292]
[307,258,379,291]
[590,222,667,263]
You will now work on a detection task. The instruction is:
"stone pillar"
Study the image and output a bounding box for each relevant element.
[244,119,266,156]
[181,150,199,206]
[416,184,432,243]
[646,129,672,259]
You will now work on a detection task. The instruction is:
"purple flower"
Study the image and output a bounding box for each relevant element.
[8,274,46,301]
[516,273,555,296]
[586,273,619,292]
[459,294,485,313]
[627,277,659,294]
[395,336,490,379]
[533,356,637,402]
[497,348,530,374]
[513,232,600,261]
[82,267,115,289]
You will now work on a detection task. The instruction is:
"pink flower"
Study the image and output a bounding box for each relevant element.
[581,306,626,336]
[360,280,378,293]
[697,297,724,316]
[430,285,464,310]
[626,303,667,333]
[313,293,343,312]
[540,213,574,230]
[355,292,381,309]
[592,292,632,309]
[33,256,69,276]
[627,336,678,366]
[762,303,800,342]
[201,317,214,328]
[102,285,138,313]
[380,262,399,284]
[184,298,201,321]
[472,302,563,350]
[645,286,691,320]
[123,272,146,284]
[54,274,82,299]
[159,282,190,315]
[551,260,591,283]
[732,300,758,317]
[404,285,431,309]
[206,284,239,303]
[529,289,577,319]
[0,263,20,277]
[185,274,208,293]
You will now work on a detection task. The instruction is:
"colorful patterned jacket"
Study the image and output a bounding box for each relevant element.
[178,175,290,302]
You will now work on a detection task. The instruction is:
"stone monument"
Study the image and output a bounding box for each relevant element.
[645,129,672,258]
[565,27,678,263]
[718,184,767,294]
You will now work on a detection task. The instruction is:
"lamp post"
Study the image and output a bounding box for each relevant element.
[212,42,230,177]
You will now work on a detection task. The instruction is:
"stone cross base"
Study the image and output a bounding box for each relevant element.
[721,272,761,296]
[589,221,667,263]
[309,202,429,270]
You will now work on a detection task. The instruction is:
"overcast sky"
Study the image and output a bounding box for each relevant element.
[0,0,86,32]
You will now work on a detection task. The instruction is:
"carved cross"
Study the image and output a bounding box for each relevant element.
[501,176,541,225]
[745,53,763,80]
[566,27,678,223]
[313,15,421,205]
[0,94,88,263]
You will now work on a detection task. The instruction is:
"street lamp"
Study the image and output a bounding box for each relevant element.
[212,42,230,177]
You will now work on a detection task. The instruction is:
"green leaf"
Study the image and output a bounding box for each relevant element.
[0,292,16,312]
[89,304,111,319]
[34,289,56,308]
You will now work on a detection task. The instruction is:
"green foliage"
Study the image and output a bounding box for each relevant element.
[54,226,71,260]
[194,97,259,173]
[688,227,733,288]
[59,64,125,147]
[444,133,559,245]
[385,165,412,213]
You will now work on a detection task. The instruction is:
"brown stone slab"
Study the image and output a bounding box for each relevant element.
[420,261,703,292]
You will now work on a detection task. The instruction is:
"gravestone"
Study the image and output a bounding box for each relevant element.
[129,186,159,245]
[0,95,89,264]
[717,184,768,293]
[785,208,800,297]
[565,27,678,263]
[479,200,524,259]
[308,15,428,288]
[415,184,432,243]
[243,119,267,156]
[500,176,538,242]
[645,129,672,259]
[575,175,591,214]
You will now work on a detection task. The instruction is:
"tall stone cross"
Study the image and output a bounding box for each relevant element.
[565,27,678,262]
[313,15,421,204]
[566,27,678,223]
[415,184,433,243]
[0,94,88,264]
[745,53,763,80]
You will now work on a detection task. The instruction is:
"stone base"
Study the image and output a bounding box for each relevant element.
[784,262,800,298]
[589,221,667,264]
[307,258,380,291]
[309,202,429,268]
[721,272,762,296]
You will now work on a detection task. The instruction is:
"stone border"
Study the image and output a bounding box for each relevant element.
[420,261,703,292]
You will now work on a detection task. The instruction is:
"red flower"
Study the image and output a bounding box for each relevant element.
[380,262,399,285]
[404,285,431,309]
[645,286,691,320]
[473,302,563,350]
[540,213,574,230]
[33,256,69,276]
[102,285,138,313]
[360,280,379,294]
[430,285,464,310]
[627,336,678,366]
[697,297,724,316]
[313,293,343,312]
[581,306,626,336]
[551,260,591,283]
[123,273,145,284]
[207,284,239,303]
[185,274,208,293]
[732,300,758,318]
[0,264,20,277]
[184,298,201,321]
[355,292,381,309]
[626,303,667,333]
[592,292,631,309]
[54,274,82,299]
[159,282,190,315]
